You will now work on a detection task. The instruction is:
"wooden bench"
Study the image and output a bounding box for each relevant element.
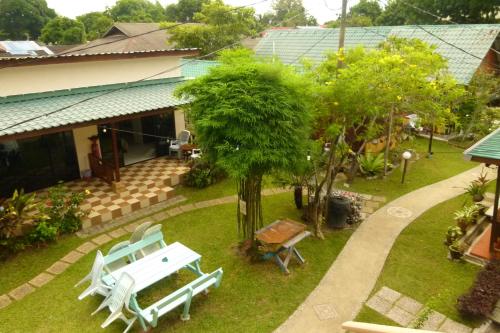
[139,268,223,327]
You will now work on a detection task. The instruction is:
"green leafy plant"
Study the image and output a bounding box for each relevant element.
[43,183,87,234]
[454,204,480,232]
[445,226,463,246]
[28,221,58,245]
[184,159,225,189]
[357,153,385,177]
[449,240,464,260]
[465,169,488,202]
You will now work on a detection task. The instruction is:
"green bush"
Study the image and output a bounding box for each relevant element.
[358,153,385,177]
[43,183,86,234]
[28,222,58,245]
[185,160,225,188]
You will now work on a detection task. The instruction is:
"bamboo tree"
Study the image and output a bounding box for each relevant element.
[176,49,314,243]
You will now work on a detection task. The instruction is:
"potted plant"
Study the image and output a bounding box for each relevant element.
[445,226,463,246]
[465,169,489,202]
[449,240,464,260]
[454,204,480,233]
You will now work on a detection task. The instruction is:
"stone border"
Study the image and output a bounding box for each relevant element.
[0,188,383,311]
[365,286,489,333]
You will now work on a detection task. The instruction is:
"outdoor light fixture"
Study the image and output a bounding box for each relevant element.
[102,127,107,133]
[401,151,412,184]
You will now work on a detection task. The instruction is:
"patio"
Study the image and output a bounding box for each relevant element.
[37,158,190,228]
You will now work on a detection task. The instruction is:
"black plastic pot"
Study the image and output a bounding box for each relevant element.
[294,186,303,209]
[326,196,352,229]
[449,247,463,260]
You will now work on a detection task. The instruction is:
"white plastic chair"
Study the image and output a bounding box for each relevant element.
[104,241,131,274]
[169,130,190,156]
[190,148,202,159]
[92,272,136,333]
[75,250,111,300]
[129,221,152,244]
[138,224,167,258]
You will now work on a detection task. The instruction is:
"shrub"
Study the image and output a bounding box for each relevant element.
[454,204,480,232]
[43,183,86,234]
[358,153,385,177]
[184,160,225,188]
[457,259,500,318]
[28,221,58,245]
[445,226,463,246]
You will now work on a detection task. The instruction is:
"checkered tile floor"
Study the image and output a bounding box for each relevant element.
[38,158,189,228]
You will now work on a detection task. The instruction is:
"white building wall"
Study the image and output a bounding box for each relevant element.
[0,56,182,97]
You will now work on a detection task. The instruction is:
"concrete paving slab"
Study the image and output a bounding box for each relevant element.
[46,261,70,275]
[376,286,402,304]
[0,295,12,309]
[421,310,447,331]
[366,296,392,315]
[76,241,98,254]
[8,283,35,301]
[440,318,473,333]
[29,272,54,288]
[60,250,84,264]
[108,227,127,239]
[386,306,414,326]
[92,234,112,245]
[395,296,423,315]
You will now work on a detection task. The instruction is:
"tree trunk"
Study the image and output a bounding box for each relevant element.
[383,107,394,176]
[427,117,435,157]
[237,175,263,242]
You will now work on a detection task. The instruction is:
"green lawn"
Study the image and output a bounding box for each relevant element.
[0,193,352,333]
[348,138,477,202]
[356,193,482,327]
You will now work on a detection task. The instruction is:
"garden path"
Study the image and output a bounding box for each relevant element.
[274,164,497,333]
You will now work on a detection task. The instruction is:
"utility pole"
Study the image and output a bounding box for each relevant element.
[337,0,348,68]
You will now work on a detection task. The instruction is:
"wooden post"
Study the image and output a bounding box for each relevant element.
[491,165,500,252]
[111,123,121,182]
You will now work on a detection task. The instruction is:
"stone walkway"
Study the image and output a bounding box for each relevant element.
[274,165,497,333]
[0,187,383,311]
[367,287,473,333]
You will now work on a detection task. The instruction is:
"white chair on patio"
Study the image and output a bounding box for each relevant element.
[191,148,202,159]
[169,130,190,157]
[104,241,131,274]
[75,250,111,300]
[92,272,137,333]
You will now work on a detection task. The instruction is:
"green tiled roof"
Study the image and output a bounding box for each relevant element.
[181,59,219,78]
[255,25,500,84]
[464,127,500,162]
[0,78,189,138]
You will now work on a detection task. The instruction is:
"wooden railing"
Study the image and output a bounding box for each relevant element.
[342,321,438,333]
[88,153,115,185]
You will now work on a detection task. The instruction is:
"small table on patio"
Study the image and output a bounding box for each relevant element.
[103,242,203,330]
[255,219,311,274]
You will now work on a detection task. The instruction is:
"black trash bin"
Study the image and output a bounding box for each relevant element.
[326,196,352,229]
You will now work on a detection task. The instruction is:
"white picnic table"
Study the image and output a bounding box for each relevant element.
[103,242,204,330]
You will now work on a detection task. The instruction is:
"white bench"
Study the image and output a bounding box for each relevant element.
[140,268,223,327]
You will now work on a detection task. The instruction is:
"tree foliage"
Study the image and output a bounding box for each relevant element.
[326,0,382,28]
[107,0,166,22]
[167,0,258,56]
[165,0,209,22]
[40,17,86,44]
[260,0,317,27]
[176,49,314,241]
[77,12,114,41]
[0,0,56,40]
[377,0,499,25]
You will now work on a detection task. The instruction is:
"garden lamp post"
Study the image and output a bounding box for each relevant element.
[401,151,412,184]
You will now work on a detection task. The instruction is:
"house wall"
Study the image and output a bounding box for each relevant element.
[0,56,182,97]
[72,125,98,177]
[174,109,186,137]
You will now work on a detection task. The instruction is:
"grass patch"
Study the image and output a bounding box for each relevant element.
[355,194,482,327]
[348,138,477,202]
[0,193,352,333]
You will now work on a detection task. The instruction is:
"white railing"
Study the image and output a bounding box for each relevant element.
[342,321,439,333]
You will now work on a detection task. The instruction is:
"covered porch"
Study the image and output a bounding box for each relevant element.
[464,127,500,260]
